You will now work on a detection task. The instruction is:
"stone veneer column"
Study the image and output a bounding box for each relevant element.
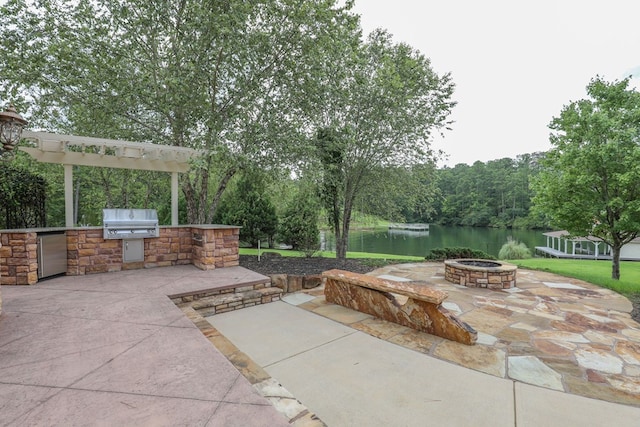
[0,232,38,285]
[191,227,240,270]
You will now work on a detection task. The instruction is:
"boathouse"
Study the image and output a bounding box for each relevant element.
[536,230,640,261]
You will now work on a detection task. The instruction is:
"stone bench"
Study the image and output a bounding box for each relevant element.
[322,269,477,345]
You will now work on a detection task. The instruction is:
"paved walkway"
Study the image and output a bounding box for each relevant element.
[208,301,640,426]
[0,266,289,426]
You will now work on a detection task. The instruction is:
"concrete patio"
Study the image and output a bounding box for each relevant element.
[0,266,290,426]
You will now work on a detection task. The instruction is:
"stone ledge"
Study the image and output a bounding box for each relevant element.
[322,269,477,345]
[322,269,447,304]
[188,286,283,317]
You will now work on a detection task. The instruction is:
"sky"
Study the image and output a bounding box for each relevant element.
[351,0,640,166]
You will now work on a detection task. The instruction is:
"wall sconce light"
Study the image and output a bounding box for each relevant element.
[0,104,28,157]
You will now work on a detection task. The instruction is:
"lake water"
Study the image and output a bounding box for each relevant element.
[321,224,547,258]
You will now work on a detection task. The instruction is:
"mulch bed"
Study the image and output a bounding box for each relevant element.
[238,254,374,276]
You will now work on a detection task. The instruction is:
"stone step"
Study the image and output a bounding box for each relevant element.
[191,287,283,317]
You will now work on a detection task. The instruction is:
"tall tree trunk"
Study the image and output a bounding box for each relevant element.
[206,166,237,223]
[196,167,209,224]
[182,174,198,224]
[326,183,343,258]
[336,191,355,261]
[182,166,211,224]
[611,244,621,280]
[336,236,347,260]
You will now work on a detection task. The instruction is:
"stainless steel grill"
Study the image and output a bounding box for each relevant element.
[102,208,159,239]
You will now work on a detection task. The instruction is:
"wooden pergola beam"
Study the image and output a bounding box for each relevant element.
[20,131,202,226]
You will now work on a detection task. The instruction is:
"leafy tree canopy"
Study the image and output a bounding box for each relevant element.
[277,183,320,256]
[532,77,640,279]
[302,29,456,259]
[434,153,544,228]
[214,171,278,247]
[0,0,356,223]
[0,163,47,228]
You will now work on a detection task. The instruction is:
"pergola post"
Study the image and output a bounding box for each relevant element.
[64,164,74,227]
[171,172,178,226]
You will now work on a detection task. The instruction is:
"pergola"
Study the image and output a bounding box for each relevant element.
[20,131,202,227]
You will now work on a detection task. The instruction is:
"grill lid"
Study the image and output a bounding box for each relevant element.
[103,208,158,224]
[103,209,159,239]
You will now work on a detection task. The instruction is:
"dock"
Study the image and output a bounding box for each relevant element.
[388,223,429,231]
[535,246,613,260]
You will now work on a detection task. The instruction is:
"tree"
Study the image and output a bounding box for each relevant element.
[433,154,544,228]
[214,171,278,247]
[302,29,455,259]
[0,163,47,228]
[277,185,320,256]
[532,77,640,279]
[0,0,355,223]
[355,163,440,224]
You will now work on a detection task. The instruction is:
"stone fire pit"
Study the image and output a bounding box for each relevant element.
[444,259,517,289]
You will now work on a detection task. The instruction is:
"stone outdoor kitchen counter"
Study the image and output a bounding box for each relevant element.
[0,225,241,285]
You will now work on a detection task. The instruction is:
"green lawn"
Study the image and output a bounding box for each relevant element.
[509,258,640,296]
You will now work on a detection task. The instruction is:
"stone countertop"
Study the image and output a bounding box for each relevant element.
[0,224,240,233]
[188,224,240,229]
[0,227,72,233]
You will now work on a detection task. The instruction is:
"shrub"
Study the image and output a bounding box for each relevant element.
[498,238,532,260]
[214,172,278,247]
[277,188,320,257]
[0,163,47,228]
[425,247,495,261]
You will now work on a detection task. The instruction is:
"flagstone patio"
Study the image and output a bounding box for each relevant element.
[295,262,640,407]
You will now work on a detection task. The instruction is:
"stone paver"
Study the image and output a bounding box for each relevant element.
[296,262,640,408]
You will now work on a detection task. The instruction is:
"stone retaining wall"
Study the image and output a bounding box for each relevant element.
[173,281,282,317]
[268,274,322,293]
[0,232,38,285]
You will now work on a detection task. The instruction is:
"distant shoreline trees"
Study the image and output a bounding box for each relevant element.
[429,153,546,229]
